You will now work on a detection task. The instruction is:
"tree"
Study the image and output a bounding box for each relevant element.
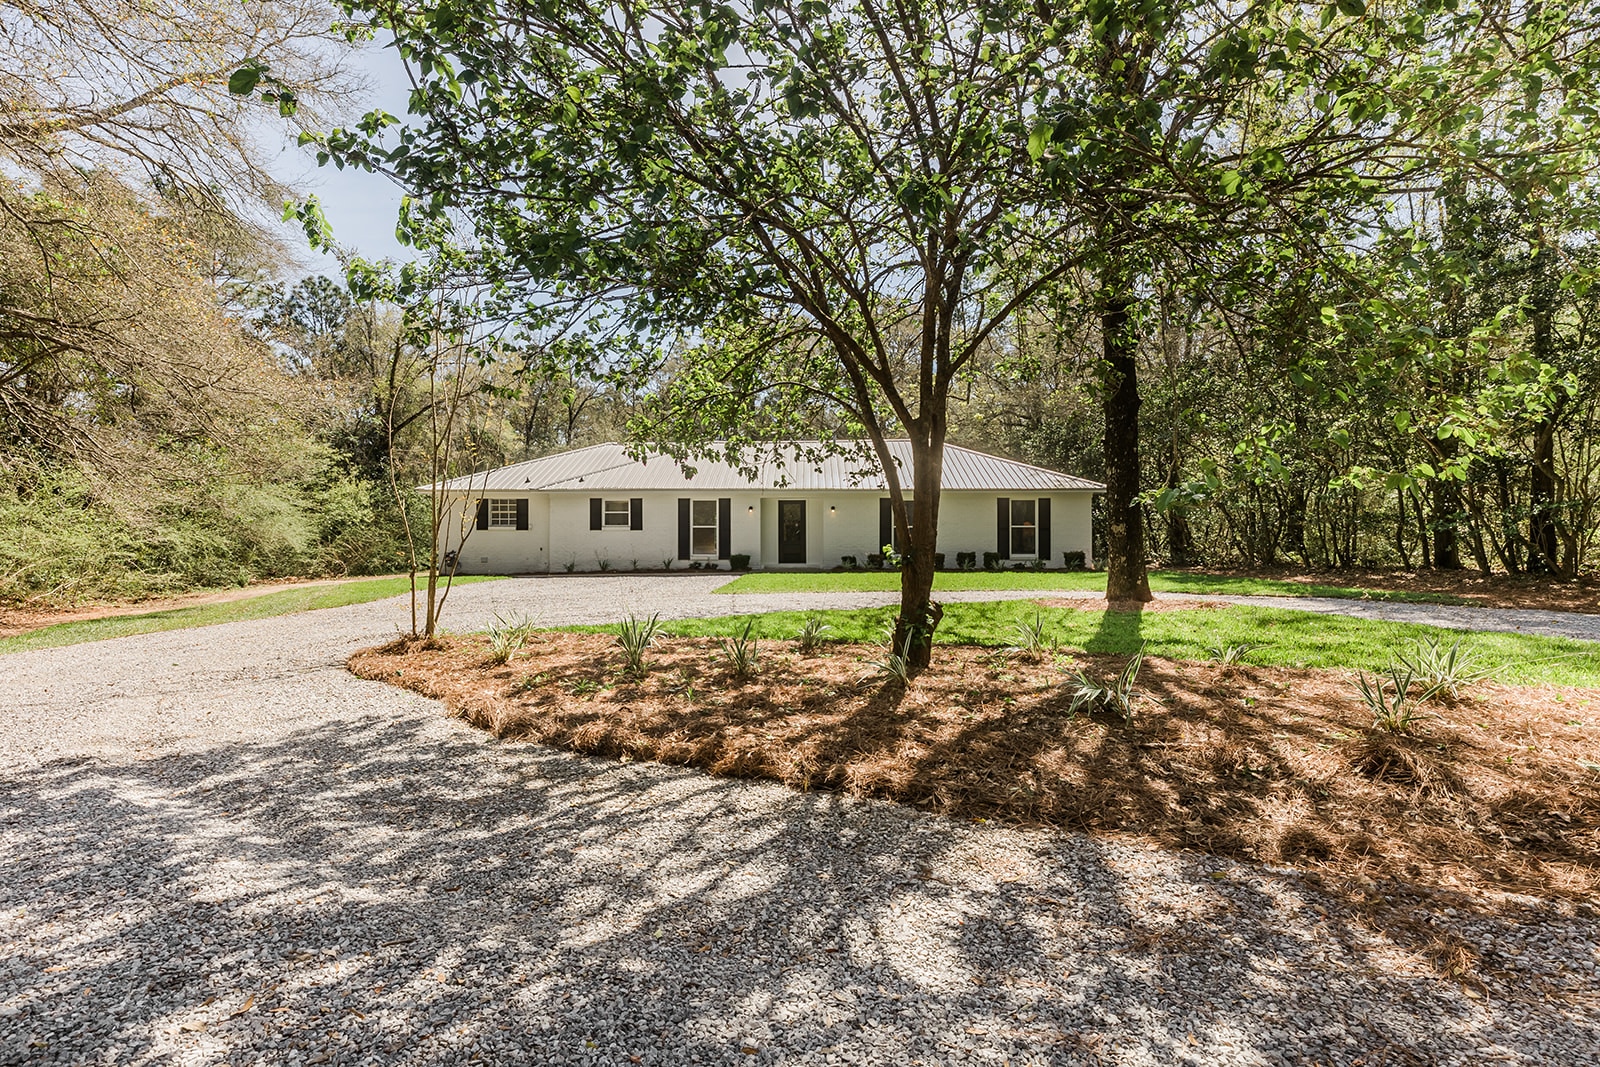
[299,0,1600,644]
[2,0,353,210]
[318,0,1146,667]
[1023,0,1600,595]
[346,248,507,637]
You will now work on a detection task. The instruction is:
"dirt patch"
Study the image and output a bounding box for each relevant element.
[351,633,1600,914]
[1170,565,1600,614]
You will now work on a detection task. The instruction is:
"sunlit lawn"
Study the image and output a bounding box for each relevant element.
[567,601,1600,688]
[714,569,1466,604]
[0,575,499,656]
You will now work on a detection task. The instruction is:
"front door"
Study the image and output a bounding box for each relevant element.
[778,500,806,564]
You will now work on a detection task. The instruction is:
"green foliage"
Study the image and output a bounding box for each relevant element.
[1067,647,1146,727]
[1008,609,1055,658]
[795,613,832,652]
[0,454,411,605]
[485,613,537,665]
[863,631,915,687]
[715,617,761,679]
[1356,666,1427,735]
[1396,636,1495,702]
[614,612,662,678]
[1208,642,1265,667]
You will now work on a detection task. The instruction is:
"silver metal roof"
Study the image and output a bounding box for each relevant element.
[436,441,1102,493]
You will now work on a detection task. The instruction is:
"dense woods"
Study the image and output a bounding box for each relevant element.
[2,0,1598,610]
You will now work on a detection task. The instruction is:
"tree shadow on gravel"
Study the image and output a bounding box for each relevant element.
[1,710,1595,1067]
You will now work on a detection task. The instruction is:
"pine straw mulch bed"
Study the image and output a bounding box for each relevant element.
[351,632,1600,916]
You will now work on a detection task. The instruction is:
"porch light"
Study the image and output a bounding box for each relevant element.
[747,505,755,513]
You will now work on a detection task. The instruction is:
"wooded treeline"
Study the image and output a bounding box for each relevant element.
[3,0,1598,609]
[0,0,633,603]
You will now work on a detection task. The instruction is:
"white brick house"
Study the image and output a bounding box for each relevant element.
[433,441,1101,573]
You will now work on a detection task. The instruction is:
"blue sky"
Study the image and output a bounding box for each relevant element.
[271,39,414,275]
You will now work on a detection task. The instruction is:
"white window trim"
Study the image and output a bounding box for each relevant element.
[1010,499,1037,558]
[487,498,519,529]
[690,499,719,558]
[602,499,631,528]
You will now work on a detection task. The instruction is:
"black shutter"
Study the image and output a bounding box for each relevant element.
[589,497,602,530]
[879,498,892,550]
[476,499,489,530]
[996,497,1010,559]
[629,497,643,531]
[1037,498,1051,563]
[677,498,691,560]
[717,498,731,560]
[515,498,530,531]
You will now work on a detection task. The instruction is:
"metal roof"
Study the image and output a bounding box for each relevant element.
[435,441,1102,493]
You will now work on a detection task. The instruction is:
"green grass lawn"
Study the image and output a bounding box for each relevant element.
[713,569,1467,604]
[0,575,499,656]
[568,601,1600,688]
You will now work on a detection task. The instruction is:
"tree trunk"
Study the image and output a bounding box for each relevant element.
[1530,411,1560,574]
[1283,481,1308,566]
[1528,242,1560,574]
[1494,460,1523,573]
[1432,438,1463,569]
[1100,291,1152,601]
[1164,435,1194,566]
[1394,488,1411,569]
[1411,488,1431,568]
[891,427,945,670]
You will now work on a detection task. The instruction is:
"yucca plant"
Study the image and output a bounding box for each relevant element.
[796,613,832,652]
[484,613,537,665]
[717,617,760,678]
[1357,664,1424,734]
[1396,636,1493,702]
[1208,641,1264,667]
[863,629,915,686]
[1009,609,1054,658]
[1066,645,1144,727]
[614,611,661,677]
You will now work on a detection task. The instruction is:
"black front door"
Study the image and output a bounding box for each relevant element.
[778,500,806,564]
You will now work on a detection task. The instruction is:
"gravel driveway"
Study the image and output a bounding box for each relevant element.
[3,576,1598,1066]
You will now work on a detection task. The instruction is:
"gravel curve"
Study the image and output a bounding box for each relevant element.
[2,576,1598,1067]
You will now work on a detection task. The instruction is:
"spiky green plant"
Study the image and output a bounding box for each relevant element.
[1066,645,1145,726]
[1208,641,1265,667]
[1397,636,1494,702]
[1356,664,1425,733]
[614,611,661,677]
[1009,609,1054,658]
[796,613,832,652]
[717,617,760,678]
[863,630,915,686]
[484,613,537,665]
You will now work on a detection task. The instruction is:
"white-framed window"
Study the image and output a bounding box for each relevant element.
[603,499,631,527]
[488,498,519,529]
[691,499,718,556]
[1010,498,1037,556]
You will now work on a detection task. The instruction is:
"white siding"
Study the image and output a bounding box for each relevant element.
[440,488,1094,573]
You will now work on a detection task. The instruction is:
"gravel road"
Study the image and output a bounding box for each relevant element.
[3,576,1598,1066]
